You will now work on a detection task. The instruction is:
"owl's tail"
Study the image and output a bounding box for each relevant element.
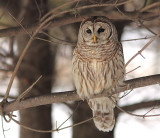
[88,97,116,132]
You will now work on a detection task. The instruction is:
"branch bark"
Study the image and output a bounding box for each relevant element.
[0,11,159,37]
[1,74,160,115]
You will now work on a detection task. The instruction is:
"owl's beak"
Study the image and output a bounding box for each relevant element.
[93,35,97,43]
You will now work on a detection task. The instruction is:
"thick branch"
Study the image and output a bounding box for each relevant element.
[0,11,158,37]
[0,16,82,37]
[1,74,160,115]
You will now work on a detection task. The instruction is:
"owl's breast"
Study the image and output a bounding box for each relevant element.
[91,59,98,71]
[88,59,109,94]
[72,47,124,99]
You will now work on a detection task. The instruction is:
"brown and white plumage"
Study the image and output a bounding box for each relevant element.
[72,16,125,132]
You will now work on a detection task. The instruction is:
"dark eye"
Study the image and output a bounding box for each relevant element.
[98,28,105,33]
[86,29,92,34]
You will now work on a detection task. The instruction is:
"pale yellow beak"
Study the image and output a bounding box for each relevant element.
[93,35,97,43]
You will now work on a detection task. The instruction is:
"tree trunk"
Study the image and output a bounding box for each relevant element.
[16,1,54,138]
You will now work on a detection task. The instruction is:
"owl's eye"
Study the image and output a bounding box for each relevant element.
[86,29,92,34]
[98,28,105,33]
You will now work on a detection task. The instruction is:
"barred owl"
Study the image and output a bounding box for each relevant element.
[72,16,125,132]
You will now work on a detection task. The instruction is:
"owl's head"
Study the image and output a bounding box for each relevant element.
[78,16,118,46]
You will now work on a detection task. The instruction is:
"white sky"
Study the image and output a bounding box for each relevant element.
[0,26,160,138]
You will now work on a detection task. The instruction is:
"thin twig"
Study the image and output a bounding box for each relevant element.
[115,4,135,22]
[139,20,157,36]
[126,66,141,75]
[56,102,80,130]
[34,0,42,20]
[11,117,57,133]
[3,112,13,123]
[0,94,16,99]
[35,37,75,47]
[119,89,133,99]
[3,13,33,101]
[9,37,14,57]
[40,0,78,22]
[139,1,160,13]
[38,31,75,46]
[16,75,42,101]
[8,12,32,37]
[1,117,6,138]
[121,36,153,42]
[11,115,93,133]
[124,33,160,68]
[143,104,157,117]
[110,97,160,118]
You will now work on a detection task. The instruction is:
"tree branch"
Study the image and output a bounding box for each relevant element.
[116,99,160,115]
[1,74,160,115]
[0,11,159,37]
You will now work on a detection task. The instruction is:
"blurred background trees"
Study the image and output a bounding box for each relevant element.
[0,0,160,138]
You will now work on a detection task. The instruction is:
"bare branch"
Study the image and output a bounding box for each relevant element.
[139,1,160,13]
[1,74,160,115]
[124,33,160,68]
[10,115,93,133]
[121,36,154,42]
[111,97,160,118]
[0,9,159,37]
[115,99,160,117]
[16,75,42,101]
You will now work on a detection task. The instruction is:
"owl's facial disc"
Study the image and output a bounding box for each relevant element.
[93,22,111,44]
[81,21,111,46]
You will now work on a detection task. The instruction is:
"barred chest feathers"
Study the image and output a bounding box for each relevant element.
[72,51,123,99]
